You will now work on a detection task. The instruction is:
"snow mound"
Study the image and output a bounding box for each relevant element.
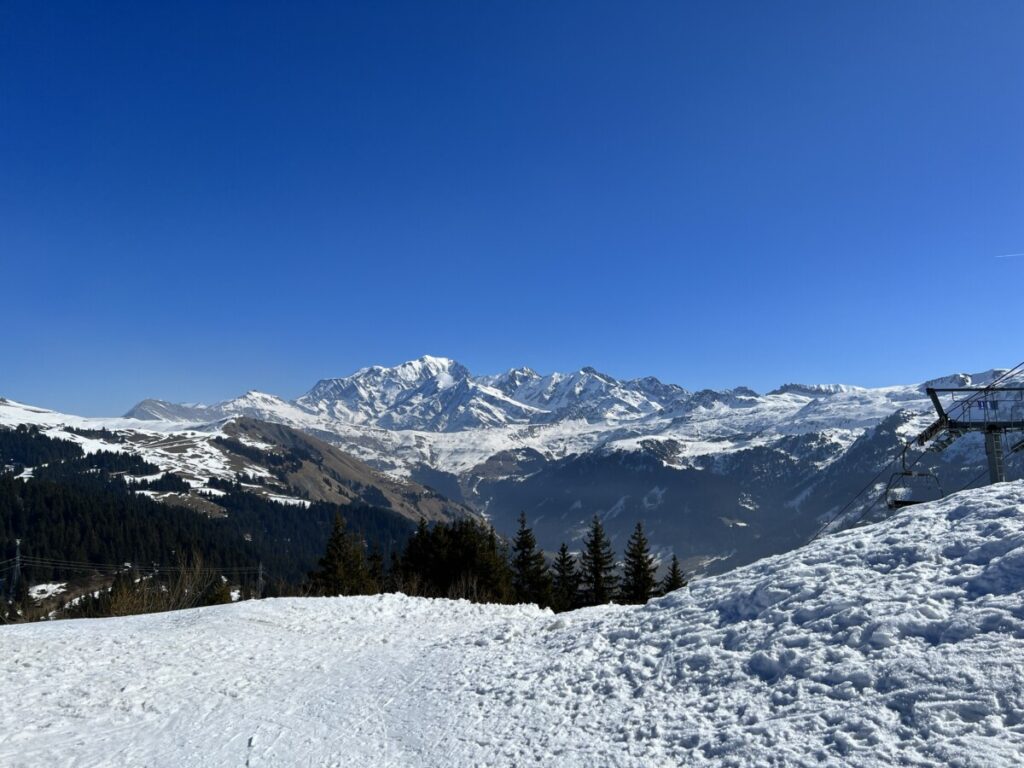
[4,483,1024,766]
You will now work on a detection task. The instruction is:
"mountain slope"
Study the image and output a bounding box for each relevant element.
[129,355,699,433]
[0,398,472,524]
[125,358,1007,480]
[479,365,690,421]
[125,391,313,426]
[296,355,546,430]
[222,418,468,521]
[13,363,1024,573]
[3,482,1023,766]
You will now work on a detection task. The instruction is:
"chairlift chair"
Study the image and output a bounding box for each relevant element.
[885,469,943,509]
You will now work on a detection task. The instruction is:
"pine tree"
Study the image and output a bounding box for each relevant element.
[202,576,234,606]
[578,516,618,606]
[14,571,31,620]
[308,514,375,596]
[620,521,657,604]
[510,512,551,607]
[367,547,385,593]
[397,518,513,603]
[385,550,402,593]
[660,554,687,594]
[550,542,579,612]
[483,526,515,604]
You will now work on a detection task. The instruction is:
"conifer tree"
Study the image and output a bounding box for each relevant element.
[308,514,375,596]
[202,576,233,606]
[510,512,551,607]
[385,550,402,593]
[367,547,385,593]
[397,518,513,603]
[399,518,431,590]
[14,572,31,620]
[578,516,618,606]
[660,554,687,594]
[550,542,579,612]
[484,526,515,604]
[620,521,657,604]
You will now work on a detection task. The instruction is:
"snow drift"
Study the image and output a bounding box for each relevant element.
[4,483,1024,766]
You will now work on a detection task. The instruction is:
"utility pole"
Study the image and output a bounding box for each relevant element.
[11,538,21,599]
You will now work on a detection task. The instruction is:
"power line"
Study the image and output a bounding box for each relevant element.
[19,561,132,573]
[17,553,261,569]
[948,466,992,497]
[941,362,1024,423]
[837,463,994,537]
[807,453,901,542]
[11,539,20,599]
[15,554,263,576]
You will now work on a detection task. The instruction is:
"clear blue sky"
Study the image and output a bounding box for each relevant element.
[2,2,1022,415]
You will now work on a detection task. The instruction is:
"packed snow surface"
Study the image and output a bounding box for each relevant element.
[4,483,1024,766]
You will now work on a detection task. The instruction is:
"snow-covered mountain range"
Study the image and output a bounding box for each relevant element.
[5,357,1022,573]
[124,354,987,475]
[127,355,694,432]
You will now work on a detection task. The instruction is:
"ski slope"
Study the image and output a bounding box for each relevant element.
[4,483,1024,766]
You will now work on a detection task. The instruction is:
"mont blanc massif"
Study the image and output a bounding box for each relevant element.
[4,355,1019,574]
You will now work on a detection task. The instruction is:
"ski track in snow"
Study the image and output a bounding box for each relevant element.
[4,483,1024,766]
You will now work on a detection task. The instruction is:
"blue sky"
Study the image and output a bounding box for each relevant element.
[2,2,1022,415]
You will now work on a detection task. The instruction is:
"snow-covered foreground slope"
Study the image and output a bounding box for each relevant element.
[5,483,1024,767]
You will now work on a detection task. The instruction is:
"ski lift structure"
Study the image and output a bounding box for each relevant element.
[887,380,1024,510]
[885,454,943,510]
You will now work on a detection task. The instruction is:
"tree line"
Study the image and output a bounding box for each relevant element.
[0,474,414,585]
[308,512,688,611]
[2,426,689,620]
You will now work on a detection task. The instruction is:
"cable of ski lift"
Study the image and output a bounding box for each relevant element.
[810,359,1024,542]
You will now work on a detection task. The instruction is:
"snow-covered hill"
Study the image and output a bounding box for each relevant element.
[0,397,471,523]
[4,482,1024,766]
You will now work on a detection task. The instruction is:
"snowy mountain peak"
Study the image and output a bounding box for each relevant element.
[479,366,692,423]
[578,365,613,381]
[123,399,213,422]
[295,356,479,428]
[287,358,699,430]
[921,368,1018,391]
[377,355,467,385]
[479,366,542,396]
[118,358,1018,457]
[767,383,858,397]
[234,390,285,404]
[304,356,469,398]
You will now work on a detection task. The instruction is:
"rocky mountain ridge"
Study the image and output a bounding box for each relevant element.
[8,361,1022,575]
[126,355,698,431]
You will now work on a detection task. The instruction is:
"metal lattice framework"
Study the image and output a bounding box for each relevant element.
[917,386,1024,484]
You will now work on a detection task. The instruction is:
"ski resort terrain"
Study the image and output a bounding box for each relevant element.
[3,482,1024,767]
[5,361,1022,575]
